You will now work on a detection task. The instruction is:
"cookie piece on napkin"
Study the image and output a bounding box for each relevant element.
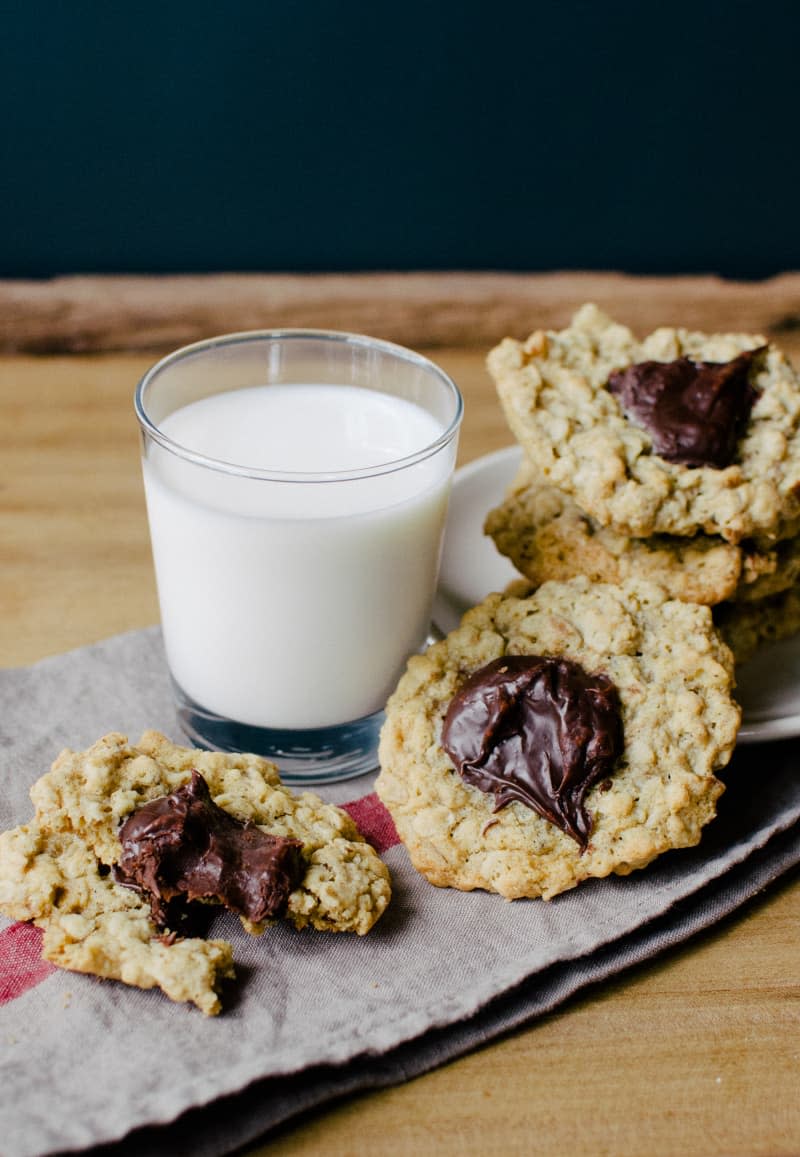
[0,822,235,1015]
[30,731,391,937]
[0,732,391,1013]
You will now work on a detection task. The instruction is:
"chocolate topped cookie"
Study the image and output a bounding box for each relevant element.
[376,578,740,900]
[488,304,800,543]
[0,732,391,1013]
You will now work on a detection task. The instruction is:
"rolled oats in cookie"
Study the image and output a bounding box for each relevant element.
[485,463,800,606]
[376,577,740,901]
[488,304,800,543]
[0,732,391,1013]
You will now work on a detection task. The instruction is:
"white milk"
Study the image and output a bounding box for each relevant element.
[142,383,454,729]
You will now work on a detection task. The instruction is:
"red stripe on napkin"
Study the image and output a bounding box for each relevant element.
[341,792,400,854]
[0,922,55,1003]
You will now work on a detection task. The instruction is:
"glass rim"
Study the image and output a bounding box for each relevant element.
[134,328,464,483]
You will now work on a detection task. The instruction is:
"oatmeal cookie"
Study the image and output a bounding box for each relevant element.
[488,304,800,543]
[376,578,740,900]
[30,731,391,937]
[485,463,800,606]
[0,732,391,1012]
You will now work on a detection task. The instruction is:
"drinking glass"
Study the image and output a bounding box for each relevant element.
[135,330,463,783]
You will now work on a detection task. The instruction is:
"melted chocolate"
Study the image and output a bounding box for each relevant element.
[441,655,623,849]
[116,771,304,928]
[607,348,762,468]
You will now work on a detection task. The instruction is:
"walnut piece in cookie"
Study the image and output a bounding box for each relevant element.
[0,732,391,1014]
[376,578,740,901]
[488,304,800,543]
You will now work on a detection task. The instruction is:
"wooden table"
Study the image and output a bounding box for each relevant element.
[2,273,798,1156]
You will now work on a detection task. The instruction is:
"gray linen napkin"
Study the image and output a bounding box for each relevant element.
[1,628,799,1157]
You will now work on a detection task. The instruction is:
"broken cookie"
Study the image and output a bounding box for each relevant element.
[0,732,391,1014]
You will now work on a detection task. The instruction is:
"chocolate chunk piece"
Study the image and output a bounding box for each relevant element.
[441,655,623,848]
[607,348,762,467]
[116,771,304,928]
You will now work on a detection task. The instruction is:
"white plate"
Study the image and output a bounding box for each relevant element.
[434,445,800,745]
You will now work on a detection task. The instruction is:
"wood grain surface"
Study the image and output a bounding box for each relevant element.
[1,274,798,1156]
[2,270,800,353]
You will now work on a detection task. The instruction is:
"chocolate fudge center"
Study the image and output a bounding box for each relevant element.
[116,770,304,928]
[607,348,762,468]
[441,655,623,849]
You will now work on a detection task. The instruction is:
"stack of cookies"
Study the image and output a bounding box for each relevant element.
[484,304,800,665]
[375,304,798,903]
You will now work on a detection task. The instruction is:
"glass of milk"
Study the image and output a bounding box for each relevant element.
[134,330,463,783]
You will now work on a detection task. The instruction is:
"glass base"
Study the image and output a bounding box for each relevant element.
[171,680,383,785]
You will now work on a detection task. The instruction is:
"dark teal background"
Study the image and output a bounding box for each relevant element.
[2,0,797,277]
